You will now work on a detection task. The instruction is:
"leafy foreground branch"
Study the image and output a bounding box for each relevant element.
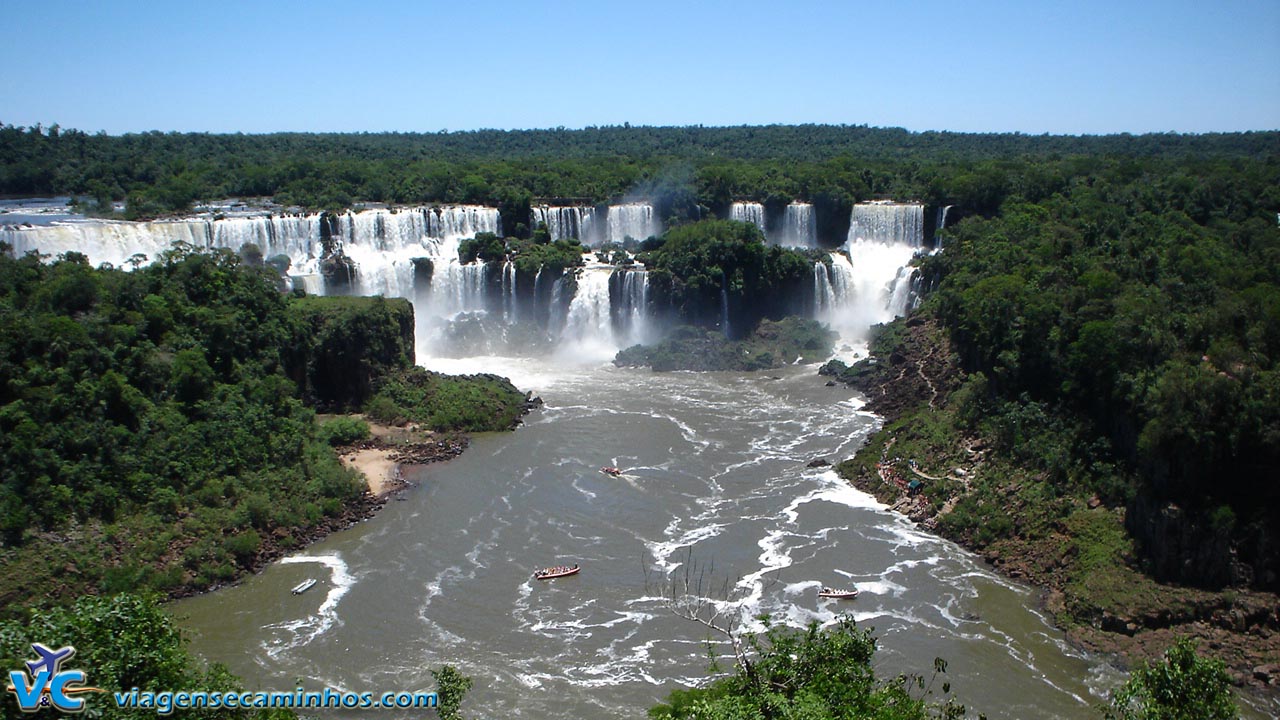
[1104,637,1238,720]
[650,614,969,720]
[0,593,478,720]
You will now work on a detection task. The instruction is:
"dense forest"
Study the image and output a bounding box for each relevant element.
[918,157,1280,591]
[0,242,528,612]
[2,123,1276,224]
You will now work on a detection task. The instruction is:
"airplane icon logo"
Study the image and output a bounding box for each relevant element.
[7,643,102,713]
[25,644,75,678]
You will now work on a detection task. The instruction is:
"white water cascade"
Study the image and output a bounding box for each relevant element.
[2,216,270,270]
[779,202,816,247]
[0,205,501,299]
[531,206,597,243]
[605,203,660,244]
[338,206,501,299]
[813,253,854,318]
[848,201,924,247]
[729,202,767,234]
[612,268,652,347]
[811,202,923,340]
[556,266,616,362]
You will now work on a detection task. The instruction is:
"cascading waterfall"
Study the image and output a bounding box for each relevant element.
[848,201,924,247]
[811,202,923,340]
[6,197,925,359]
[531,206,597,243]
[1,205,500,297]
[779,202,816,247]
[611,268,651,347]
[720,272,731,338]
[729,202,766,234]
[3,218,216,269]
[502,261,517,323]
[547,275,569,341]
[560,267,615,349]
[606,203,660,244]
[886,265,918,316]
[338,206,501,300]
[426,236,489,317]
[813,254,854,317]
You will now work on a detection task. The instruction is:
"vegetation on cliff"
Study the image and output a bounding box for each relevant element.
[286,294,415,411]
[0,243,529,615]
[616,317,834,371]
[638,220,818,337]
[365,368,530,432]
[917,160,1280,592]
[1105,637,1237,720]
[801,124,1279,693]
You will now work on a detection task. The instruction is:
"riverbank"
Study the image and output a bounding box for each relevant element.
[184,418,478,599]
[829,316,1280,695]
[332,415,472,497]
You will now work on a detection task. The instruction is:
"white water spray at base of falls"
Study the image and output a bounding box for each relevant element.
[557,266,620,364]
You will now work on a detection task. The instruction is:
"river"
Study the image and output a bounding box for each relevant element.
[176,355,1118,719]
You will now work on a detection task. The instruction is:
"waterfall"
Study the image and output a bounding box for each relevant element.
[720,273,731,339]
[813,254,853,317]
[2,218,211,268]
[847,202,924,247]
[887,265,919,316]
[322,206,497,299]
[502,260,517,323]
[2,205,499,290]
[936,204,953,232]
[611,268,651,347]
[808,201,924,341]
[729,202,766,235]
[605,203,660,244]
[561,267,614,347]
[423,235,488,316]
[779,202,816,248]
[531,206,597,243]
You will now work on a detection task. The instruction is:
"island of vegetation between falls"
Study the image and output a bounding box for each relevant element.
[0,241,537,615]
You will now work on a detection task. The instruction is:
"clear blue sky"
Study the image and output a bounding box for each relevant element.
[2,0,1276,135]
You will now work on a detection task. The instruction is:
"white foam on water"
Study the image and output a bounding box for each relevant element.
[263,553,354,660]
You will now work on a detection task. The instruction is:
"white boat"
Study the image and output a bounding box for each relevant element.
[818,586,859,599]
[291,579,317,595]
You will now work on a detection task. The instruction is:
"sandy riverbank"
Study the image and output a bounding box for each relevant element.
[324,415,470,497]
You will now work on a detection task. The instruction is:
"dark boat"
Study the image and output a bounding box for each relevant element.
[818,586,859,599]
[600,466,622,477]
[534,564,581,580]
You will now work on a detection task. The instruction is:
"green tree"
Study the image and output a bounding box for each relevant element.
[1104,638,1237,720]
[431,665,473,720]
[650,615,966,720]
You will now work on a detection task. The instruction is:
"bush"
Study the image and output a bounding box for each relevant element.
[1105,637,1237,720]
[319,416,371,446]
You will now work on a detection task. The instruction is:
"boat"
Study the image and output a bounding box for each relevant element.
[818,586,859,599]
[533,564,580,580]
[291,578,317,595]
[600,466,622,477]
